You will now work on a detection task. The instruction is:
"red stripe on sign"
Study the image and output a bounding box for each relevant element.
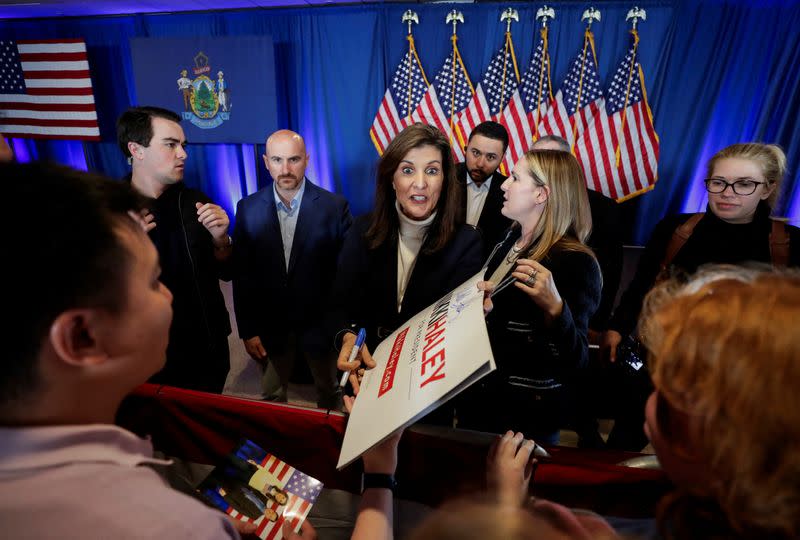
[2,118,97,127]
[1,102,96,112]
[26,87,94,96]
[290,500,311,530]
[19,52,88,62]
[23,70,91,79]
[378,327,409,397]
[276,461,291,481]
[265,513,285,540]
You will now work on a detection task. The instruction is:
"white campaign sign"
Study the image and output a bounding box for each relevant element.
[337,271,496,469]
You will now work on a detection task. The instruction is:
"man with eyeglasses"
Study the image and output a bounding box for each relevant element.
[599,142,800,451]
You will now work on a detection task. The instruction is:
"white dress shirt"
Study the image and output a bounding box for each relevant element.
[465,173,493,227]
[273,178,306,270]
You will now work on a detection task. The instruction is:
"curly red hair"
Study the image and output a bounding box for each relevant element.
[641,268,800,538]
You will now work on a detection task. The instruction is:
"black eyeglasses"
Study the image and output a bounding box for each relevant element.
[704,178,767,196]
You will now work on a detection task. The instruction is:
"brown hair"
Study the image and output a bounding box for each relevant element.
[365,123,463,253]
[517,149,594,262]
[3,161,147,411]
[707,143,787,209]
[640,267,800,539]
[116,106,181,158]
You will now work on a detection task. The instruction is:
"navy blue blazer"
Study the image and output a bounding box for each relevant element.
[329,214,484,351]
[232,180,352,351]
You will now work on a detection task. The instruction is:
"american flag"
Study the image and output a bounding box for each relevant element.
[455,35,520,160]
[370,36,428,155]
[499,27,553,175]
[537,30,604,149]
[411,38,474,162]
[582,29,659,200]
[225,451,322,540]
[0,39,99,140]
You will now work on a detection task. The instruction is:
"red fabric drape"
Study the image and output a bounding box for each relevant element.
[117,383,669,517]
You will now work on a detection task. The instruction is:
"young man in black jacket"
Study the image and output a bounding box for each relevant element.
[117,106,233,393]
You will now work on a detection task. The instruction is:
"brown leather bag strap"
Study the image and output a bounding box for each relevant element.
[770,219,790,268]
[661,213,704,271]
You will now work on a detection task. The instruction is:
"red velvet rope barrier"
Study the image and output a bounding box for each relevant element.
[117,383,669,517]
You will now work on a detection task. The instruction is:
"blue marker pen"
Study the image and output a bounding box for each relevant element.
[339,328,366,387]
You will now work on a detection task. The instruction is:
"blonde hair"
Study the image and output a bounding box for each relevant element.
[707,143,787,209]
[518,149,594,262]
[640,267,800,539]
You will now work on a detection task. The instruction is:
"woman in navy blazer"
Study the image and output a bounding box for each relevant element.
[332,124,483,412]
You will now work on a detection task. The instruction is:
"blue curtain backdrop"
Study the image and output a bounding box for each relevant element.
[2,0,799,242]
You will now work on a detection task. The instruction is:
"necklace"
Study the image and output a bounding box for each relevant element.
[505,242,525,264]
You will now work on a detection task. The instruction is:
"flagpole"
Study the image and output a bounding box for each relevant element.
[533,29,547,141]
[532,5,555,143]
[571,8,601,154]
[499,8,520,113]
[452,40,474,148]
[447,10,474,148]
[450,35,458,133]
[615,7,647,168]
[446,10,465,148]
[614,29,639,167]
[571,30,590,154]
[402,10,427,124]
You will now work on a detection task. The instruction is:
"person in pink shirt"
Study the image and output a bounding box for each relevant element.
[0,161,277,539]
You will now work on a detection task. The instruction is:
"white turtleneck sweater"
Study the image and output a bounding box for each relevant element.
[396,201,436,312]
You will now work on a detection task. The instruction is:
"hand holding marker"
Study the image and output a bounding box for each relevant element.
[339,328,367,387]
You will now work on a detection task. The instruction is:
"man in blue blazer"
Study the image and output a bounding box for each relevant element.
[232,130,352,409]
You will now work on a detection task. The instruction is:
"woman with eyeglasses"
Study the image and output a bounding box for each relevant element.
[600,142,800,451]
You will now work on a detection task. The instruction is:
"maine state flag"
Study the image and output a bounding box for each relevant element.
[130,36,277,143]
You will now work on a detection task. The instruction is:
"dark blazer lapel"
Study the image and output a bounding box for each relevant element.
[477,173,506,231]
[261,186,288,276]
[455,162,468,223]
[287,179,317,275]
[375,236,400,319]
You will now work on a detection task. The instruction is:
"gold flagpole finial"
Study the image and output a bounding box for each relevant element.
[401,10,419,35]
[536,6,555,28]
[581,7,601,29]
[626,7,647,31]
[500,8,519,33]
[446,10,465,35]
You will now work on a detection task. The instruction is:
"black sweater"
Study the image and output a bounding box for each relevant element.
[456,231,602,435]
[609,202,800,336]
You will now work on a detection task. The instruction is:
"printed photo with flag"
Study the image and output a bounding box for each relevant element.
[0,39,99,140]
[584,29,659,201]
[197,439,322,540]
[370,36,428,155]
[411,36,474,162]
[499,27,553,175]
[455,36,520,157]
[537,29,604,149]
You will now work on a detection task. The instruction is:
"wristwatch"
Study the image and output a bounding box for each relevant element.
[361,473,397,494]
